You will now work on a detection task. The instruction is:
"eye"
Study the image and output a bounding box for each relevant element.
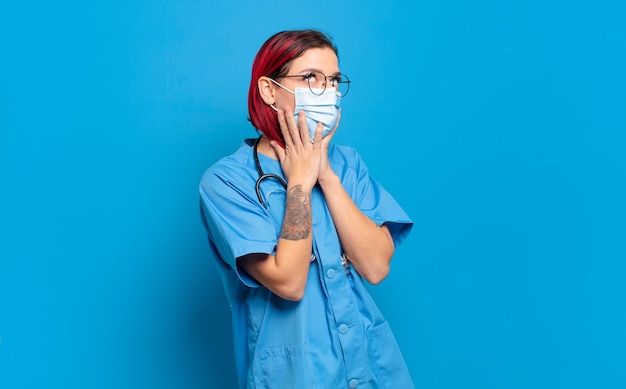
[330,75,343,86]
[303,73,318,82]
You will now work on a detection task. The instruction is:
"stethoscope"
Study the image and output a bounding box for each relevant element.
[254,136,287,209]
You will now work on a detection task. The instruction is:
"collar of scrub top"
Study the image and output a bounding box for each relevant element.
[254,136,288,209]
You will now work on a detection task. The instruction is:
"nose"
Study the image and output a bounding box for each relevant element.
[313,74,329,89]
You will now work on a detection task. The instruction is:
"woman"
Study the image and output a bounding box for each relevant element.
[199,29,414,389]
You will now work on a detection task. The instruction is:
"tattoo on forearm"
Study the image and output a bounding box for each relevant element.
[280,185,312,240]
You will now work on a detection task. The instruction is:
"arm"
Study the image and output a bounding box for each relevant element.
[239,184,313,301]
[316,117,394,284]
[318,172,395,284]
[239,108,323,301]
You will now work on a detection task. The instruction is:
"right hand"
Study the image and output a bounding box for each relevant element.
[270,106,323,192]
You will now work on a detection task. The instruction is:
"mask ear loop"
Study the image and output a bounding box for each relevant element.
[269,78,295,94]
[267,79,294,112]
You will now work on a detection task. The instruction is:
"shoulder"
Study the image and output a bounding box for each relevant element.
[328,143,370,178]
[328,143,363,166]
[199,139,256,196]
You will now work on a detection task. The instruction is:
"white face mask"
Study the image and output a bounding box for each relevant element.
[270,80,341,142]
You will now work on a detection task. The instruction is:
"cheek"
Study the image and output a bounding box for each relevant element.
[275,93,296,110]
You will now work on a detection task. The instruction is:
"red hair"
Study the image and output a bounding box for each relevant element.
[248,30,338,147]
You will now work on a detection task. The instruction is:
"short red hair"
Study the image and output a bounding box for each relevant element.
[248,30,338,147]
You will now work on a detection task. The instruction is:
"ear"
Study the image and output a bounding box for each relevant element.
[257,76,276,105]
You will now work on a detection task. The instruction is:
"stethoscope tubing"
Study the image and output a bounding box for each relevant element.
[254,136,287,209]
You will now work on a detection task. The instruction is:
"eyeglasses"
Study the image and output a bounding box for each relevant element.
[280,71,350,97]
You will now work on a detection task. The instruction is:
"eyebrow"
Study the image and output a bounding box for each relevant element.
[295,68,341,76]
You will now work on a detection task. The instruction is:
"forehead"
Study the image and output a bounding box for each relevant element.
[288,47,339,73]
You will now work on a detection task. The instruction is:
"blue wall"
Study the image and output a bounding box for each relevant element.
[1,1,625,388]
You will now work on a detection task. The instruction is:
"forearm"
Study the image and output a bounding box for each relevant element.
[318,174,395,284]
[273,184,314,297]
[239,184,313,300]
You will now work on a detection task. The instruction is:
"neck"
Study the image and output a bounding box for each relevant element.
[255,136,279,160]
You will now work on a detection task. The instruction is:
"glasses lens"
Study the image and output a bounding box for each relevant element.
[305,72,351,97]
[307,71,326,95]
[335,74,350,97]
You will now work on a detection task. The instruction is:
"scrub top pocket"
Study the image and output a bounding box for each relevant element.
[366,322,415,389]
[252,344,316,388]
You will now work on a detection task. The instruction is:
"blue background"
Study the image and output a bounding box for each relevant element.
[2,0,625,388]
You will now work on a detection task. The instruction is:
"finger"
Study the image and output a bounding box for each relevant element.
[335,109,341,130]
[323,109,341,144]
[269,140,285,162]
[276,108,294,148]
[286,106,304,147]
[295,110,309,146]
[331,109,341,133]
[312,121,323,146]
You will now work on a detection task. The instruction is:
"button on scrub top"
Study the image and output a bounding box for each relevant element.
[200,139,415,389]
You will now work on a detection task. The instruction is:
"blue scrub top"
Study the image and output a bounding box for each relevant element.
[199,139,414,389]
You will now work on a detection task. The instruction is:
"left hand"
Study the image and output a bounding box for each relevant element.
[318,109,341,183]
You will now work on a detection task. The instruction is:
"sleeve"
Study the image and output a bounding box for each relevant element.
[345,148,413,247]
[199,167,279,288]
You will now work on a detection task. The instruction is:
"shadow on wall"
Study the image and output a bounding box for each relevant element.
[194,265,238,388]
[180,231,239,388]
[119,195,240,387]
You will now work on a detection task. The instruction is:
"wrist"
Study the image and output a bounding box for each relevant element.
[287,181,314,195]
[317,170,340,188]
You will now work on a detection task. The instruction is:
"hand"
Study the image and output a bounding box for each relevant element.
[318,109,341,184]
[270,106,322,192]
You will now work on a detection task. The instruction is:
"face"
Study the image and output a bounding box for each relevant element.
[269,47,340,110]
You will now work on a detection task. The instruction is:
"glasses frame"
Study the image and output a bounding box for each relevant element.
[280,71,351,97]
